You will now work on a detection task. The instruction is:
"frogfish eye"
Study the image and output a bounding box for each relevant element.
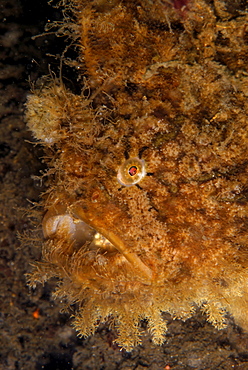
[117,157,146,187]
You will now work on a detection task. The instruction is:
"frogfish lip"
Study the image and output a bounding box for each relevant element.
[42,202,153,283]
[43,211,116,251]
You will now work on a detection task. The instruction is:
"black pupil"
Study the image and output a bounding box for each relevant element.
[129,166,138,176]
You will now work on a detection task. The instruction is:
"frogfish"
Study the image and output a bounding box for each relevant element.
[25,0,248,350]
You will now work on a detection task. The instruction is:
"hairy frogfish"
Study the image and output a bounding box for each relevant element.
[26,0,248,350]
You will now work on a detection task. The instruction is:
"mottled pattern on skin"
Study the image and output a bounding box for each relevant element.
[26,0,248,350]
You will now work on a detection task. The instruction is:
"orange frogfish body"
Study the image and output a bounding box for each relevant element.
[26,0,248,350]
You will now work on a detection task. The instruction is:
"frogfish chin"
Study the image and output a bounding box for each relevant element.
[26,0,248,350]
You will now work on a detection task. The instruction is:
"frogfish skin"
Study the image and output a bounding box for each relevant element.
[26,0,248,350]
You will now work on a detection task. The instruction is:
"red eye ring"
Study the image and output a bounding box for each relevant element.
[128,165,138,176]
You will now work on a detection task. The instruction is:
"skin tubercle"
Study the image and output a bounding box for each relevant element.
[26,0,248,350]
